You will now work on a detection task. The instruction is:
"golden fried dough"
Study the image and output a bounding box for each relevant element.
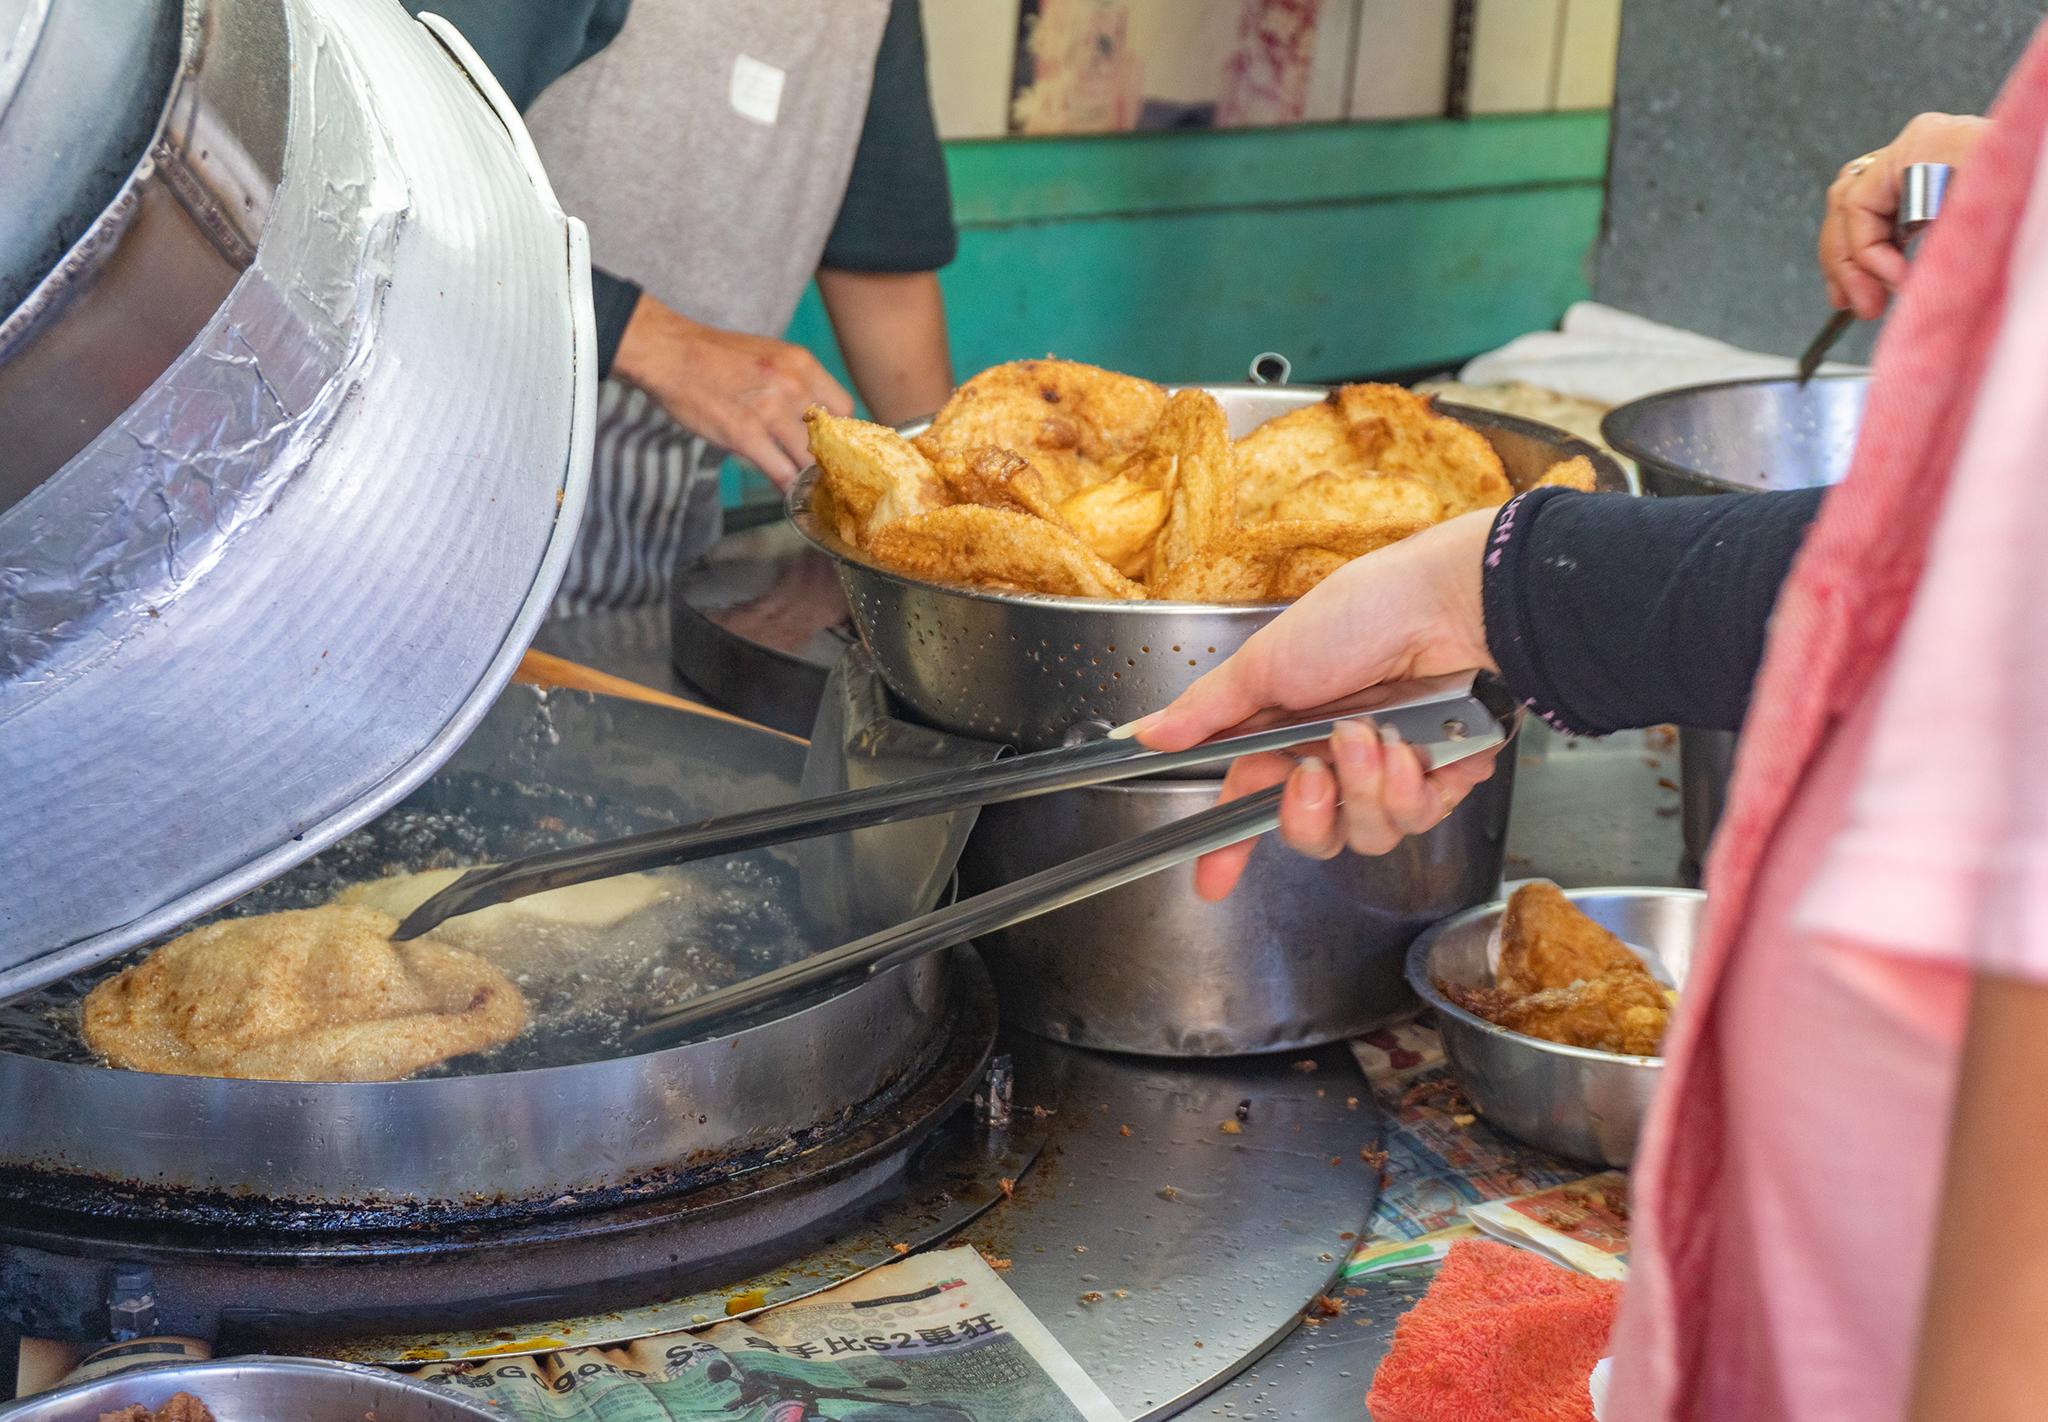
[1058,472,1170,578]
[920,358,1167,501]
[1497,881,1651,998]
[1232,400,1370,523]
[1496,968,1670,1057]
[1270,469,1446,526]
[337,868,670,935]
[1151,518,1425,602]
[1534,455,1599,493]
[1333,383,1514,515]
[1147,389,1238,581]
[804,406,947,543]
[82,905,528,1082]
[928,445,1067,524]
[865,505,1146,599]
[1441,882,1673,1057]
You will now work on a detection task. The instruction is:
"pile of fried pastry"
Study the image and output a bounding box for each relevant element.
[1439,882,1675,1057]
[805,358,1597,603]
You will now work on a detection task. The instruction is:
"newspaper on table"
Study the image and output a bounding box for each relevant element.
[1466,1171,1631,1280]
[1348,1021,1588,1242]
[414,1247,1121,1422]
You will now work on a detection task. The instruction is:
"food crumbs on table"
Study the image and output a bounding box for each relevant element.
[1343,1287,1366,1298]
[1235,1098,1252,1122]
[1339,1231,1356,1240]
[1362,1145,1388,1167]
[986,1256,1013,1271]
[1194,1341,1205,1349]
[1114,1289,1129,1298]
[1346,1096,1359,1110]
[1328,1155,1341,1167]
[1119,1123,1132,1137]
[1080,1291,1105,1304]
[890,1242,910,1255]
[1074,1244,1088,1254]
[1293,1059,1318,1073]
[1319,1252,1335,1263]
[1219,1119,1243,1134]
[1312,1294,1345,1317]
[1032,1104,1051,1118]
[999,1176,1015,1198]
[1315,1088,1326,1098]
[724,1290,768,1315]
[1452,1113,1476,1127]
[1157,1185,1180,1201]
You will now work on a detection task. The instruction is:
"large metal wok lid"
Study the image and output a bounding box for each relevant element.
[0,0,596,997]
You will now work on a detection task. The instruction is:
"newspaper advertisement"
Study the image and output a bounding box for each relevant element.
[1466,1171,1632,1280]
[415,1247,1121,1422]
[1349,1021,1588,1242]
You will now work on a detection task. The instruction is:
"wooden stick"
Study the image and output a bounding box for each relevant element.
[514,649,805,742]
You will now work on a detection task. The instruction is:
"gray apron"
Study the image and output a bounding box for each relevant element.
[525,0,891,615]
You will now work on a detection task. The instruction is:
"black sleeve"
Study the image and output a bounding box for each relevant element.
[588,268,642,379]
[1481,487,1827,736]
[405,0,628,112]
[819,0,959,273]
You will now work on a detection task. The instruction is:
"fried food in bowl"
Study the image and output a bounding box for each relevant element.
[1407,885,1704,1166]
[800,360,1611,607]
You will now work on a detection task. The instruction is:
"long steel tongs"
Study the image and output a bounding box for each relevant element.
[393,671,1514,943]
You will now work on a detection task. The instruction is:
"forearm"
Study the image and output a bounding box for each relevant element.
[1481,486,1826,734]
[815,269,954,426]
[1908,973,2048,1421]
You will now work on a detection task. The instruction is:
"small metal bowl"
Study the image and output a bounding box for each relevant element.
[0,1359,505,1422]
[1405,886,1707,1167]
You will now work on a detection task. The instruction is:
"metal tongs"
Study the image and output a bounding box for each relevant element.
[393,672,1515,1043]
[1796,161,1950,384]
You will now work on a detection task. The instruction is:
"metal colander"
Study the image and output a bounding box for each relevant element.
[789,383,1626,749]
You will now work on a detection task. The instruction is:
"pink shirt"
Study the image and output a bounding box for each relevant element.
[1606,22,2048,1419]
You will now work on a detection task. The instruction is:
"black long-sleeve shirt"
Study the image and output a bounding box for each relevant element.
[1482,486,1828,735]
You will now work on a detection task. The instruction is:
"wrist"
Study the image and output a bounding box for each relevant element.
[1432,509,1499,675]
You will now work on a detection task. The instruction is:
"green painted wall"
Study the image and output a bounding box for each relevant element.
[728,111,1609,504]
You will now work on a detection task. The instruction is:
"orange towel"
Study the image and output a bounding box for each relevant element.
[1366,1240,1621,1422]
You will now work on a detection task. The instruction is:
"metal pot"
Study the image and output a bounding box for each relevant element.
[1407,886,1706,1167]
[0,1359,503,1422]
[791,387,1629,750]
[962,749,1517,1056]
[1602,376,1866,870]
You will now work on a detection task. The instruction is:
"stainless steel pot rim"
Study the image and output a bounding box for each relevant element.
[1405,884,1707,1068]
[788,384,1622,614]
[0,1358,505,1422]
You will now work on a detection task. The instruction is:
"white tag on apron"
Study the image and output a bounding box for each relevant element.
[730,54,786,126]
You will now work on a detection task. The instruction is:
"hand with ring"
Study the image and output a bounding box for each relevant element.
[1820,112,1989,319]
[1131,511,1506,900]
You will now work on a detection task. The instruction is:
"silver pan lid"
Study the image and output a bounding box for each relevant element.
[0,0,595,998]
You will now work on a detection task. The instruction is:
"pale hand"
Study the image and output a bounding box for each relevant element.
[1821,112,1988,321]
[1133,510,1503,899]
[611,293,853,488]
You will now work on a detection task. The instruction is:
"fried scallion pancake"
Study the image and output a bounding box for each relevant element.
[82,904,529,1082]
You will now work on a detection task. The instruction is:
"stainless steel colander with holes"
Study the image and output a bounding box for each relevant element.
[787,384,1628,749]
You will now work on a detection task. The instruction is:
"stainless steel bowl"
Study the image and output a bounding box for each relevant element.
[1406,886,1706,1166]
[790,385,1628,749]
[1600,374,1865,498]
[0,1359,503,1422]
[963,751,1516,1056]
